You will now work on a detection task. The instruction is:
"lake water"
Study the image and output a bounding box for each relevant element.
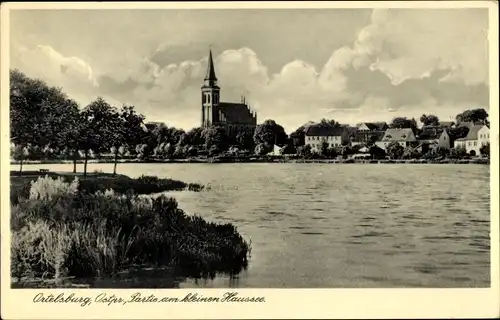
[11,163,490,288]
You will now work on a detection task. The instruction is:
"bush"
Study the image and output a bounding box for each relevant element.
[11,181,249,283]
[480,143,490,157]
[11,174,205,203]
[449,146,468,159]
[29,175,79,201]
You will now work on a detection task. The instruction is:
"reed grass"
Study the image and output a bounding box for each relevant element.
[11,175,249,284]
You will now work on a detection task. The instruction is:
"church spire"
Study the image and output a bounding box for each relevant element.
[204,48,217,84]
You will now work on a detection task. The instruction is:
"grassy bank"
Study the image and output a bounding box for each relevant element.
[10,172,205,205]
[10,176,250,286]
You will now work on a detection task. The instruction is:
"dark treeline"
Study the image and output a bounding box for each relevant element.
[9,70,297,175]
[10,69,490,171]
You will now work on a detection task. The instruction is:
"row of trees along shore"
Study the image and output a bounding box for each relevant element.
[10,69,490,175]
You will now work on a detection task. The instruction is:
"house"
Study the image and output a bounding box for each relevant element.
[377,128,417,150]
[416,127,454,154]
[350,130,386,147]
[356,122,388,132]
[453,124,490,156]
[417,127,452,149]
[305,125,349,153]
[421,121,455,131]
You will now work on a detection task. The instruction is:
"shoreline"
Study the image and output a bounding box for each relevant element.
[10,173,248,288]
[10,158,490,165]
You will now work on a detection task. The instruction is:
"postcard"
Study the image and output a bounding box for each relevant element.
[1,1,499,319]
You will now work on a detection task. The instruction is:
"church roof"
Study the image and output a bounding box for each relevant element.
[219,102,256,125]
[204,49,217,82]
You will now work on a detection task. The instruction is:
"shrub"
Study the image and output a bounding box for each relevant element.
[29,176,79,201]
[11,191,250,283]
[11,220,73,280]
[480,143,490,157]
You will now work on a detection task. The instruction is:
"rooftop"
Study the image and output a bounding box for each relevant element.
[382,128,416,141]
[352,131,385,142]
[455,124,489,141]
[305,124,345,136]
[357,122,388,131]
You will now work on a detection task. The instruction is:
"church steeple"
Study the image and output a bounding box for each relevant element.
[201,48,220,128]
[204,48,217,86]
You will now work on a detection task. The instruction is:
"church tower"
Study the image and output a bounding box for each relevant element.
[201,49,220,127]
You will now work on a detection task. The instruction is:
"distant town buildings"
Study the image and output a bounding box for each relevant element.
[300,117,489,157]
[304,125,349,153]
[356,122,389,132]
[201,49,257,138]
[378,128,417,150]
[454,124,490,156]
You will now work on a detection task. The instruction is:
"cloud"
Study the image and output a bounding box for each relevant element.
[352,9,488,85]
[12,45,98,88]
[11,9,489,133]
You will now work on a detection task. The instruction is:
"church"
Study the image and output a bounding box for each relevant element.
[201,49,257,138]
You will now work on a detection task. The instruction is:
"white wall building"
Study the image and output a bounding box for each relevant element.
[454,124,490,156]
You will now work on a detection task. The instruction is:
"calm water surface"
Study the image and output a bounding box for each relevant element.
[14,163,490,288]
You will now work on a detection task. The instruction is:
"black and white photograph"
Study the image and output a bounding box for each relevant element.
[1,1,497,307]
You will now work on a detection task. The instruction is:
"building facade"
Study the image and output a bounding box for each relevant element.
[304,125,349,153]
[377,128,417,150]
[201,49,257,138]
[454,124,490,156]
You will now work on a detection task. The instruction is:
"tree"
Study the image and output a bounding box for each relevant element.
[186,127,205,147]
[386,141,405,159]
[402,146,421,159]
[289,124,309,147]
[253,119,288,146]
[420,114,440,126]
[120,105,146,155]
[320,141,329,157]
[456,108,489,125]
[202,126,227,152]
[80,97,116,176]
[319,119,340,127]
[10,69,78,162]
[449,146,467,159]
[296,144,312,158]
[60,102,83,173]
[389,117,418,134]
[107,108,126,175]
[365,135,378,147]
[480,143,490,157]
[369,145,386,160]
[254,143,272,156]
[11,144,29,175]
[235,130,254,150]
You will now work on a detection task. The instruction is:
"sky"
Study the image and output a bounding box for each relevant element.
[10,8,489,133]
